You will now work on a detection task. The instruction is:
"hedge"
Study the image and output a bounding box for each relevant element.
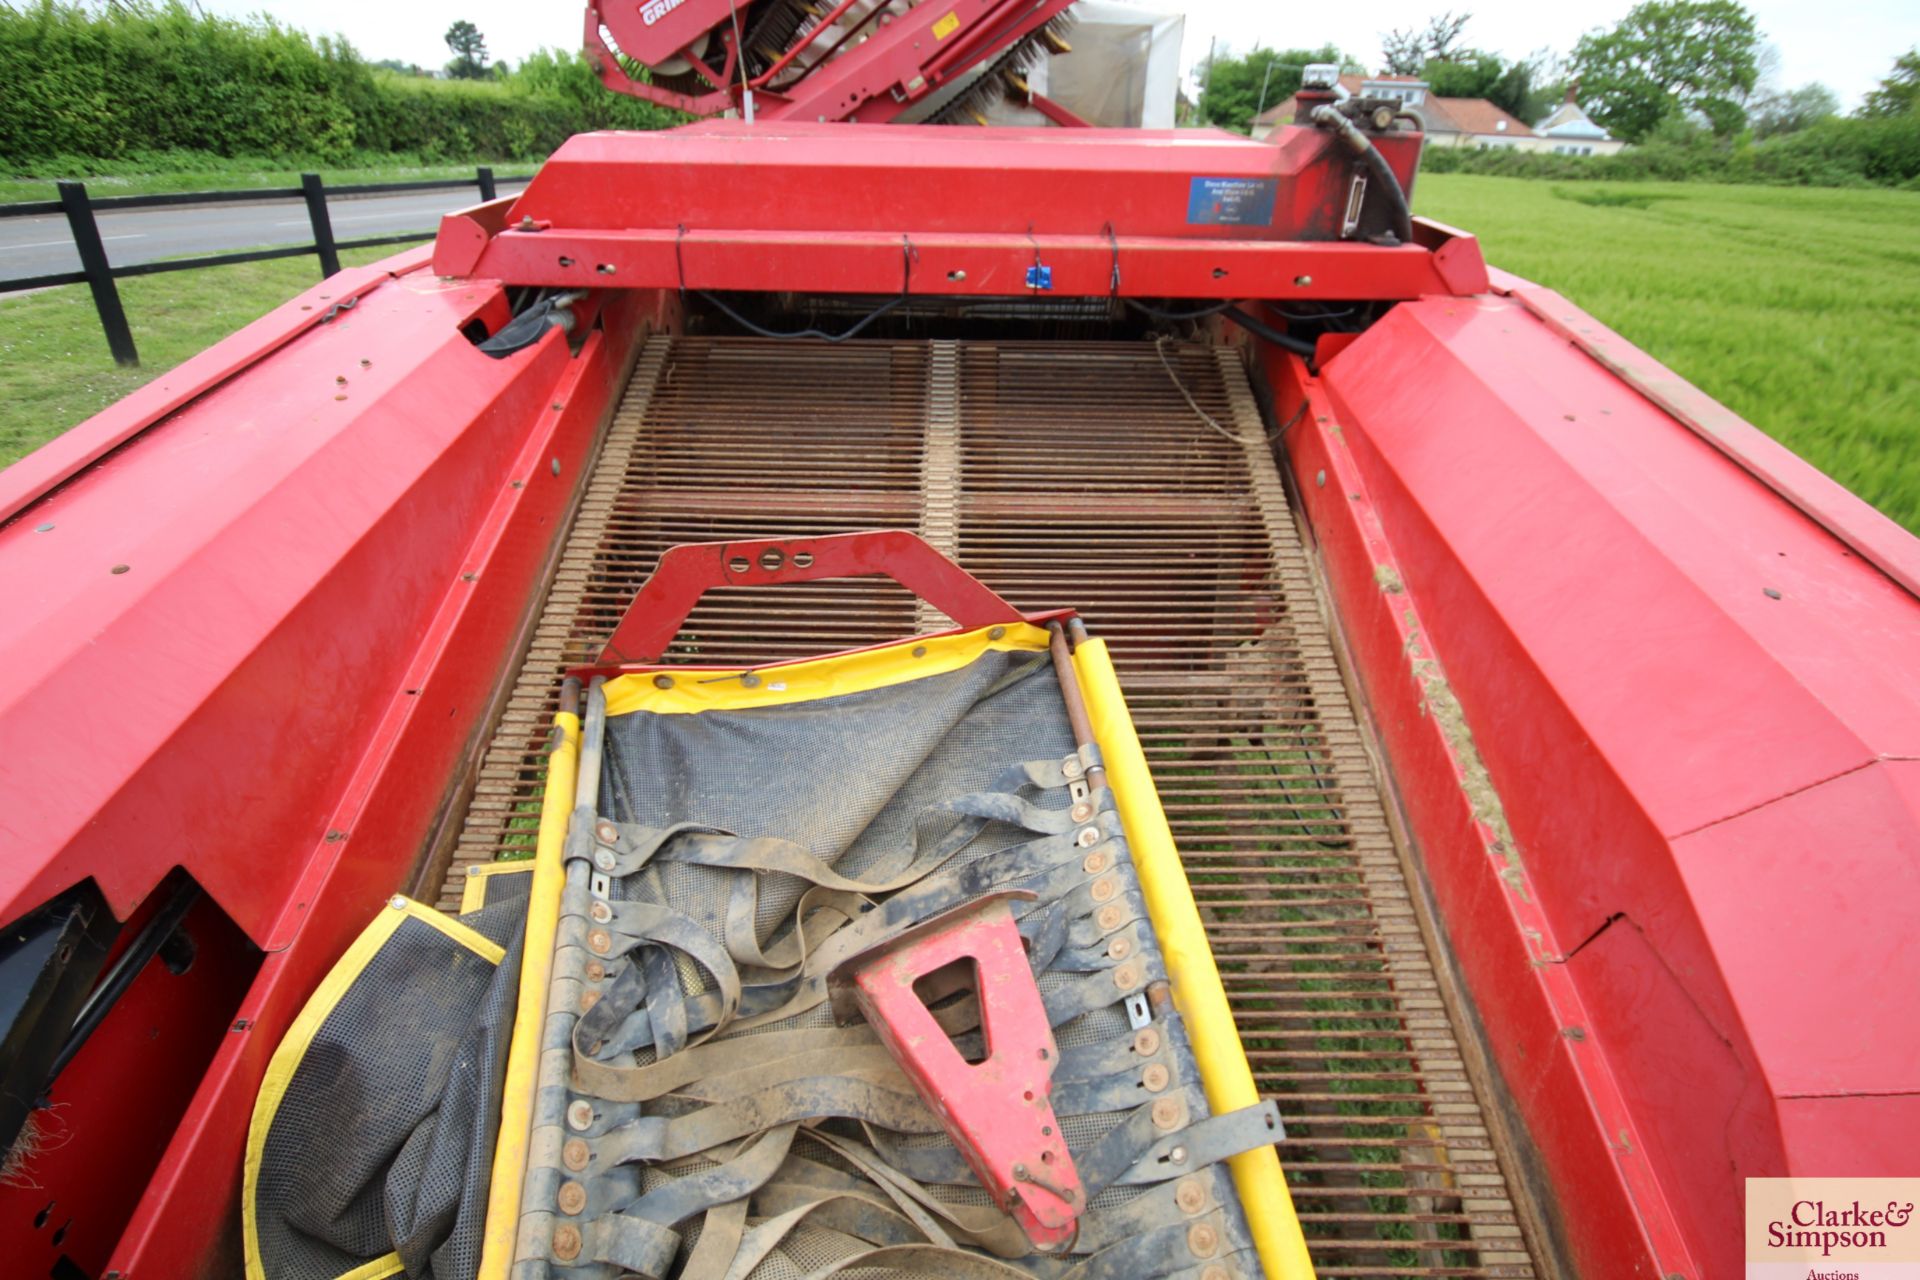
[0,2,678,167]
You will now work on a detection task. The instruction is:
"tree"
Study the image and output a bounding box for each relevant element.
[1197,45,1362,133]
[1749,82,1838,137]
[1568,0,1761,141]
[1861,49,1919,117]
[1381,12,1471,76]
[444,20,488,80]
[1421,50,1548,121]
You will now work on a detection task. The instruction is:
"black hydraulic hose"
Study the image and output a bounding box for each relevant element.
[1225,305,1317,359]
[1311,104,1415,247]
[45,879,202,1084]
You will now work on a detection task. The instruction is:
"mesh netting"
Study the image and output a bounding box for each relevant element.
[250,874,530,1280]
[545,646,1265,1279]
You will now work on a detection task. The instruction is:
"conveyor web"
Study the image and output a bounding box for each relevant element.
[438,336,1540,1277]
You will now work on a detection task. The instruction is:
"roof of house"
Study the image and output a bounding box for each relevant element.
[1254,74,1363,126]
[1422,97,1533,137]
[1534,100,1611,139]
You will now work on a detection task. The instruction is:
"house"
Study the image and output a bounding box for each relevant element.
[1532,89,1626,156]
[1252,75,1622,156]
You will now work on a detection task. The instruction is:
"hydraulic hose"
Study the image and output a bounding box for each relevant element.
[1225,305,1316,360]
[1311,104,1415,247]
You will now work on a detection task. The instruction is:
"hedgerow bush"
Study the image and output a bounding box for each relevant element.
[1419,112,1920,187]
[0,2,677,167]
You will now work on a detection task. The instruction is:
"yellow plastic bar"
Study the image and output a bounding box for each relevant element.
[477,707,581,1280]
[1073,637,1316,1280]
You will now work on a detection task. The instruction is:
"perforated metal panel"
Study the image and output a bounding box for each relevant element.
[442,335,1539,1277]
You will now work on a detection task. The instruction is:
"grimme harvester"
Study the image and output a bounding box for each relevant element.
[3,2,1917,1280]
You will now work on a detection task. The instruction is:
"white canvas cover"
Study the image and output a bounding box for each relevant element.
[980,1,1185,129]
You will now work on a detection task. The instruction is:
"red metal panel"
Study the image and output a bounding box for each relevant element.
[596,530,1024,664]
[1281,282,1920,1278]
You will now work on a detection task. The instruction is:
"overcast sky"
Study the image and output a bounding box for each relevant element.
[204,0,1914,110]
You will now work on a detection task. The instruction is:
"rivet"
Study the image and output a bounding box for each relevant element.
[1202,1266,1231,1280]
[562,1137,591,1170]
[1315,469,1326,488]
[110,563,130,575]
[1070,801,1094,822]
[552,1223,582,1261]
[388,895,408,910]
[34,523,53,533]
[1091,877,1117,903]
[1151,1096,1185,1130]
[988,625,1006,640]
[1075,827,1100,848]
[1175,1177,1209,1215]
[1141,1061,1169,1091]
[653,674,674,689]
[1115,963,1142,991]
[912,645,928,658]
[557,1181,588,1215]
[594,849,616,871]
[587,928,612,954]
[566,1099,595,1131]
[1097,904,1125,930]
[588,900,612,924]
[580,989,600,1011]
[1294,274,1313,287]
[1012,1162,1028,1181]
[1187,1222,1219,1257]
[584,960,606,982]
[1134,1027,1161,1056]
[740,672,762,687]
[1763,587,1783,600]
[1082,850,1109,874]
[1062,757,1084,779]
[1170,1145,1189,1164]
[551,457,562,476]
[595,819,619,843]
[1107,935,1132,960]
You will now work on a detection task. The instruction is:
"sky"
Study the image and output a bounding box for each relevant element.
[203,0,1916,111]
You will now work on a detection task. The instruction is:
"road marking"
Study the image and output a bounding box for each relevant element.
[273,211,436,227]
[0,233,144,253]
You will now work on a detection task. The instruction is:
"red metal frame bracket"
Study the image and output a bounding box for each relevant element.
[594,529,1025,665]
[829,891,1082,1252]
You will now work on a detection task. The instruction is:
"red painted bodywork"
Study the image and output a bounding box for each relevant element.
[584,0,1075,123]
[1,120,1913,1280]
[1258,281,1920,1278]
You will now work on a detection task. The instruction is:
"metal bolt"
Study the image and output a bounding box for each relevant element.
[1097,904,1125,931]
[1012,1163,1028,1181]
[1134,1027,1161,1056]
[594,848,616,872]
[988,625,1006,640]
[1175,1177,1208,1215]
[1062,757,1084,779]
[557,1181,588,1215]
[1151,1096,1185,1130]
[580,989,600,1011]
[741,672,762,687]
[1075,827,1100,848]
[585,960,606,982]
[595,819,619,843]
[1170,1145,1189,1164]
[653,674,674,689]
[562,1137,591,1171]
[1107,935,1132,960]
[1082,850,1109,874]
[566,1099,594,1131]
[1763,587,1783,600]
[1115,963,1142,991]
[1070,801,1094,822]
[588,901,612,924]
[1315,469,1326,488]
[912,645,928,658]
[1201,1266,1231,1280]
[1142,1062,1170,1092]
[34,523,53,533]
[1294,274,1312,287]
[587,928,612,954]
[110,563,130,575]
[1091,877,1117,903]
[551,1224,582,1261]
[1187,1223,1219,1258]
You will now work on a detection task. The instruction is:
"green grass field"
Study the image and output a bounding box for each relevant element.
[2,175,1916,532]
[1412,175,1920,532]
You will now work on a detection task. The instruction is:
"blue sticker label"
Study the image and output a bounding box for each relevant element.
[1187,176,1279,226]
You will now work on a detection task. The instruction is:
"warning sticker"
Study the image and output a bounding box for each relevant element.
[932,10,960,40]
[1187,176,1280,227]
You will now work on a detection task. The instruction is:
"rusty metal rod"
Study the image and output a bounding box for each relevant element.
[1047,619,1106,792]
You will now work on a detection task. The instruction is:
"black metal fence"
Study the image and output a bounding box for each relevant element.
[0,167,527,368]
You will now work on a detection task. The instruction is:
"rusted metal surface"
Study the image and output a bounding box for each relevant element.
[442,335,1539,1276]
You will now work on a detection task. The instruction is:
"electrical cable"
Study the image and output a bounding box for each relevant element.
[697,236,917,343]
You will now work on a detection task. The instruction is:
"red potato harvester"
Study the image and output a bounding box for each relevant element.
[1,3,1917,1279]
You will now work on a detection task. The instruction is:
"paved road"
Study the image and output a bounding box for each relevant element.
[0,182,527,281]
